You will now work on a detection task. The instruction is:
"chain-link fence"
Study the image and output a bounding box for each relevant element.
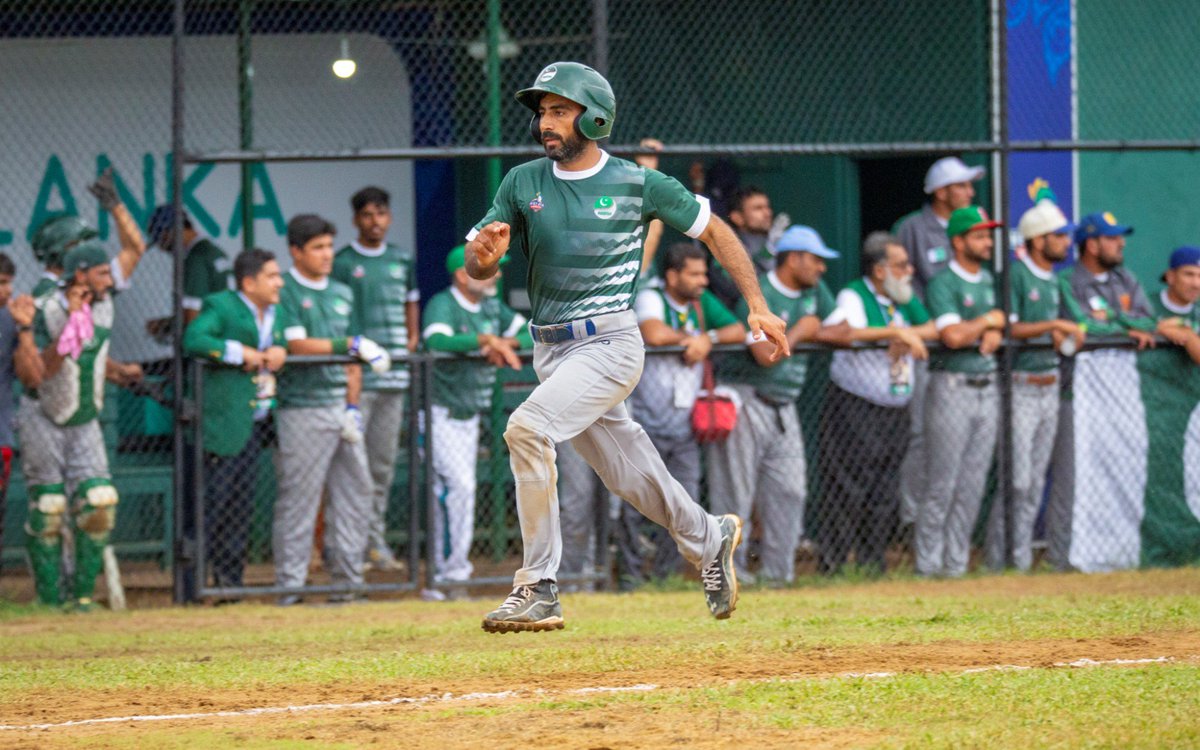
[3,0,1200,606]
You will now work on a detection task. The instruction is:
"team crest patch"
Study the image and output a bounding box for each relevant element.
[333,300,351,315]
[529,192,544,212]
[1029,288,1040,302]
[537,64,558,83]
[593,196,616,219]
[963,293,975,308]
[389,263,404,279]
[352,265,365,278]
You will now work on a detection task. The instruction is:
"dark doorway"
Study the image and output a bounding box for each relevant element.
[857,156,933,239]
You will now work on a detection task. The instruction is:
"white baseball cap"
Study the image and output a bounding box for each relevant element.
[1018,200,1073,241]
[923,157,986,194]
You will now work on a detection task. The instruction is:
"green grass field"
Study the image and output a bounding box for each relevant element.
[2,568,1198,749]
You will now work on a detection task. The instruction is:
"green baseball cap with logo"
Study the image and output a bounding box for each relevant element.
[445,244,510,274]
[61,240,110,277]
[947,206,1003,237]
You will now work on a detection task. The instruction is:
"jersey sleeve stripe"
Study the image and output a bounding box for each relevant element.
[422,323,455,340]
[684,195,712,239]
[934,312,962,331]
[502,315,527,338]
[284,325,308,341]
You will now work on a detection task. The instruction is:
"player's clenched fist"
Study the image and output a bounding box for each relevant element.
[469,222,510,275]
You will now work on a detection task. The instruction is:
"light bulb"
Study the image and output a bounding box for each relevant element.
[332,38,356,79]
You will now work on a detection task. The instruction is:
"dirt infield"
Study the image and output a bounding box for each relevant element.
[3,570,1198,748]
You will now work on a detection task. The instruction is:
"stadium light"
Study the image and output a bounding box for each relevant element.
[332,38,357,79]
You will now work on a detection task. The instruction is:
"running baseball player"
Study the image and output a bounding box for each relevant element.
[465,61,789,632]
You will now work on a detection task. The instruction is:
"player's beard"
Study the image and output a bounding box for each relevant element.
[543,130,586,162]
[882,270,914,305]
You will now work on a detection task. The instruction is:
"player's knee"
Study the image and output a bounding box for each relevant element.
[25,484,67,540]
[504,414,556,481]
[74,478,119,538]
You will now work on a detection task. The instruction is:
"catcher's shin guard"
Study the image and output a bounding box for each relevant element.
[72,478,118,603]
[25,484,67,605]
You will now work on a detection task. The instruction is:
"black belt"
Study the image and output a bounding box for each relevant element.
[530,319,598,345]
[754,391,791,433]
[962,375,993,388]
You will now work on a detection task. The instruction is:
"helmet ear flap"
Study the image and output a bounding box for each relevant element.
[573,111,585,140]
[529,114,542,144]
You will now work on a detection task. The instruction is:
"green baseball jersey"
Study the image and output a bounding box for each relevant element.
[33,294,113,426]
[1010,258,1062,373]
[31,274,58,298]
[423,287,527,417]
[332,242,417,391]
[277,269,358,408]
[646,288,739,332]
[719,272,837,402]
[1150,289,1200,331]
[470,151,711,326]
[183,238,232,311]
[927,261,997,374]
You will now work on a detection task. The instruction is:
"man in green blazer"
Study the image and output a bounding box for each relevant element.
[183,249,287,591]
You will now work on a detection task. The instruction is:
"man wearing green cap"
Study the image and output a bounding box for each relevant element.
[332,186,419,573]
[916,206,1006,578]
[421,246,530,596]
[28,167,147,299]
[19,241,143,609]
[467,61,788,631]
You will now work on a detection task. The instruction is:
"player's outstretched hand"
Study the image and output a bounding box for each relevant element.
[471,222,510,270]
[747,310,790,361]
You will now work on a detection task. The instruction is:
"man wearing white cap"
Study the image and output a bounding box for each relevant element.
[895,157,988,299]
[986,200,1084,572]
[894,156,986,531]
[709,225,847,584]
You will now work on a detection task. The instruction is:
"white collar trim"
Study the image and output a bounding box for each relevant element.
[1160,289,1194,316]
[767,270,801,299]
[863,276,891,305]
[552,150,609,181]
[288,266,329,290]
[1022,255,1055,281]
[949,259,983,284]
[351,239,387,257]
[450,285,482,313]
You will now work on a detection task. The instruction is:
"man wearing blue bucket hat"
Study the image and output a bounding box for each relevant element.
[709,224,846,585]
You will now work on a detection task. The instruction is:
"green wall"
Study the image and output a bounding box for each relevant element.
[1077,1,1200,293]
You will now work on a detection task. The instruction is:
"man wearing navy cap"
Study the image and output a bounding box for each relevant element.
[146,205,231,328]
[1060,212,1156,348]
[709,225,848,584]
[1151,246,1200,364]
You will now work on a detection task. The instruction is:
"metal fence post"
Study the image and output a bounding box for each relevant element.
[406,354,423,586]
[170,0,189,605]
[237,0,255,252]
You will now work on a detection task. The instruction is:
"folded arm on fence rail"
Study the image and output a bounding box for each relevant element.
[199,335,1161,368]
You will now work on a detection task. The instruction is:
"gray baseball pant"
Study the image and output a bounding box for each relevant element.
[555,439,611,589]
[986,377,1059,571]
[274,405,372,589]
[915,372,998,577]
[504,314,721,588]
[358,389,406,562]
[706,384,807,583]
[617,430,701,583]
[897,360,930,525]
[18,396,110,493]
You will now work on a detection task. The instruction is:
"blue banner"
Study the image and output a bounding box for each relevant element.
[1007,0,1074,225]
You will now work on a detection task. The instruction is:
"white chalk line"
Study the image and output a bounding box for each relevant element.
[1,656,1191,732]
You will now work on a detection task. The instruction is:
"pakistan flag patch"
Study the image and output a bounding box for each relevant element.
[593,196,616,219]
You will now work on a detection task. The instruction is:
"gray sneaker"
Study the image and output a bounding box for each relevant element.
[482,579,564,633]
[702,514,743,619]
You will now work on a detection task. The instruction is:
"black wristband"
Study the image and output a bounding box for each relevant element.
[16,325,32,333]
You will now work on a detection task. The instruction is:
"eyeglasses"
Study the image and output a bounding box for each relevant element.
[888,259,914,271]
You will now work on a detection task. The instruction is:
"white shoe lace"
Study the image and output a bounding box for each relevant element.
[498,585,533,612]
[701,562,723,592]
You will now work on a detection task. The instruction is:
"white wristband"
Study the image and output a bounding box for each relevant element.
[707,330,720,344]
